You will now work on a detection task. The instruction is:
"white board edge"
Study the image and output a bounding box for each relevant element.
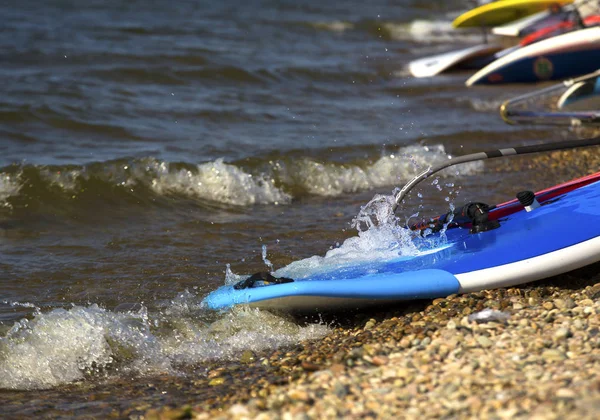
[456,235,600,293]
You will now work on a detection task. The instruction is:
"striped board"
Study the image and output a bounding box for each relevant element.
[408,44,503,78]
[557,75,600,109]
[453,0,574,29]
[465,26,600,85]
[491,6,573,37]
[202,173,600,312]
[520,15,600,47]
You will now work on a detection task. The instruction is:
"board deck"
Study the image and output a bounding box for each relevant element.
[408,44,503,78]
[202,175,600,312]
[466,26,600,85]
[453,0,574,29]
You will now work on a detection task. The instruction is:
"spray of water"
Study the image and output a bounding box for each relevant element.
[262,244,274,272]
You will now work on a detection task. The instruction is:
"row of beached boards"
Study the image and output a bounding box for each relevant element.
[409,0,600,85]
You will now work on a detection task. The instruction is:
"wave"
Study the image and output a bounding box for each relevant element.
[0,144,484,218]
[0,144,483,216]
[0,299,329,390]
[381,19,483,44]
[89,63,378,86]
[0,173,21,209]
[308,21,355,32]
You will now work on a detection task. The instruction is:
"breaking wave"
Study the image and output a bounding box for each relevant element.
[382,19,483,44]
[0,144,483,215]
[0,299,329,390]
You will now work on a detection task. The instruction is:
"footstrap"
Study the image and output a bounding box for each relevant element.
[233,271,294,290]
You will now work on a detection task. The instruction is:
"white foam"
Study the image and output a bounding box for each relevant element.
[0,173,21,208]
[311,21,354,32]
[149,158,291,206]
[384,20,482,44]
[294,144,482,197]
[162,305,329,366]
[276,222,419,280]
[42,168,81,191]
[0,304,169,390]
[274,187,427,281]
[0,300,329,390]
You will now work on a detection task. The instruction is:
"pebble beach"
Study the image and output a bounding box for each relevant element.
[156,267,600,420]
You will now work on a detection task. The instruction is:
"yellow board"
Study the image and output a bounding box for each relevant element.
[453,0,574,28]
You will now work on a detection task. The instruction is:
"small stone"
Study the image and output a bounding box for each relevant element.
[329,363,345,375]
[229,404,250,416]
[288,389,310,402]
[446,320,457,329]
[553,299,567,309]
[301,361,321,372]
[240,350,256,364]
[468,308,510,323]
[578,299,594,307]
[364,319,377,330]
[333,382,349,398]
[554,328,572,340]
[208,377,225,386]
[555,388,577,399]
[542,302,554,310]
[541,349,566,362]
[476,335,493,348]
[371,355,389,366]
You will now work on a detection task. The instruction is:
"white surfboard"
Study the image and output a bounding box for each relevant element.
[465,26,600,85]
[408,44,502,78]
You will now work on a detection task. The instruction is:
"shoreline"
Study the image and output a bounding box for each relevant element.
[153,264,600,420]
[1,265,598,419]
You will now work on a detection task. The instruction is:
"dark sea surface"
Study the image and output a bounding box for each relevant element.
[0,0,595,414]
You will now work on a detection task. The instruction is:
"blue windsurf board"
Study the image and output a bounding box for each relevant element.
[202,175,600,312]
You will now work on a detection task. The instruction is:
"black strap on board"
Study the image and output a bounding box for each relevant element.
[233,271,294,290]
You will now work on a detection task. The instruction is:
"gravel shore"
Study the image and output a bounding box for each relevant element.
[141,264,600,420]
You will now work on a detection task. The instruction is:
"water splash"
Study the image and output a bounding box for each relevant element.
[224,264,246,286]
[0,173,21,208]
[262,244,274,272]
[351,192,398,233]
[275,187,422,281]
[150,158,291,206]
[383,19,482,44]
[0,304,168,390]
[0,300,330,390]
